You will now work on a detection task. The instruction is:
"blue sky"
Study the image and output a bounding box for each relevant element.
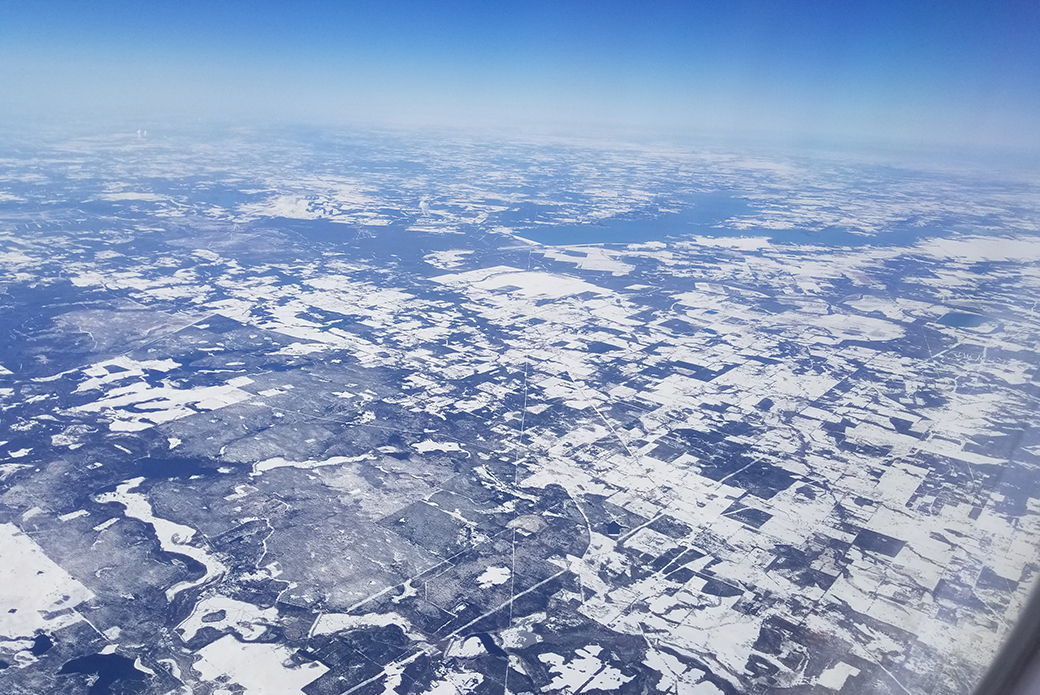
[1,0,1038,148]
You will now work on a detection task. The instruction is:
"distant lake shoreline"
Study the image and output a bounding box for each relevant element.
[513,192,951,248]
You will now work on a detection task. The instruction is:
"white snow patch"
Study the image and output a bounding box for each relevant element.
[0,522,94,638]
[251,454,371,476]
[818,662,861,690]
[310,612,424,642]
[97,192,167,202]
[93,518,119,532]
[424,249,473,270]
[192,249,222,262]
[0,463,32,481]
[193,635,328,695]
[445,636,486,659]
[69,373,252,431]
[476,270,608,298]
[421,669,484,695]
[539,645,633,693]
[475,566,511,589]
[540,247,634,275]
[917,235,1040,262]
[687,235,771,250]
[275,342,329,356]
[178,595,278,642]
[413,440,462,454]
[431,265,524,285]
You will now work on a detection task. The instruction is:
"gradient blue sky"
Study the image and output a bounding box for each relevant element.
[2,0,1038,148]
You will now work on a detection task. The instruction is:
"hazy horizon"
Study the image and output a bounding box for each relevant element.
[2,0,1039,151]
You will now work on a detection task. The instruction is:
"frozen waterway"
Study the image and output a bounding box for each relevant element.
[95,478,227,600]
